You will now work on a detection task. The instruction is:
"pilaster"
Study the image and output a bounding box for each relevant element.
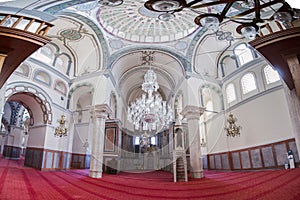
[181,105,205,179]
[89,104,112,178]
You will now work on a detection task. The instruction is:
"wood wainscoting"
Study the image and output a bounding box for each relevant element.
[70,153,90,169]
[3,145,22,159]
[207,138,299,171]
[25,147,71,171]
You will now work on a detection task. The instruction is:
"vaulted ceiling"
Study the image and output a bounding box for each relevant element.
[1,0,297,102]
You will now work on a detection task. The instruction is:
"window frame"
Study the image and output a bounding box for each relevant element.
[263,65,281,85]
[233,43,256,67]
[225,83,237,104]
[240,72,258,96]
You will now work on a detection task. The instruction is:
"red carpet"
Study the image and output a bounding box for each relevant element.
[0,158,300,200]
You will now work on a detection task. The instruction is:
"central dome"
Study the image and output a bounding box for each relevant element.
[96,0,199,43]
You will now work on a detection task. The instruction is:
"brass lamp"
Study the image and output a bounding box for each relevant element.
[225,113,241,137]
[54,115,67,137]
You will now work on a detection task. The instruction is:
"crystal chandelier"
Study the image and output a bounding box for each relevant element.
[225,113,241,137]
[127,69,173,133]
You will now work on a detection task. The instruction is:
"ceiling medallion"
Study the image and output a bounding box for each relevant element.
[99,0,123,7]
[145,0,186,12]
[97,0,198,43]
[60,29,82,40]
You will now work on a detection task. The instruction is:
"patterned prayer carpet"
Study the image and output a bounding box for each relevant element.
[0,158,300,200]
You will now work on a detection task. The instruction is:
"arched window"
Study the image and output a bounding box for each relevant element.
[39,46,53,64]
[205,100,213,116]
[54,81,67,96]
[151,136,156,145]
[33,70,51,86]
[54,54,71,74]
[234,43,254,66]
[56,57,64,68]
[134,137,140,145]
[264,65,280,84]
[226,83,237,104]
[15,63,30,77]
[241,73,257,94]
[109,92,117,119]
[174,93,183,120]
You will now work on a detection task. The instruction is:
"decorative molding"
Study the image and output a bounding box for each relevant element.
[91,104,112,119]
[33,69,52,87]
[27,57,71,83]
[181,105,205,120]
[108,47,190,73]
[5,82,53,124]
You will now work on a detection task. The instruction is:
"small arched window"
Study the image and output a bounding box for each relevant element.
[174,93,183,120]
[15,63,30,77]
[205,100,213,117]
[234,43,254,66]
[134,137,140,145]
[226,83,237,104]
[109,92,117,119]
[39,46,53,64]
[54,81,67,95]
[241,73,257,94]
[56,57,64,68]
[34,70,51,86]
[151,136,156,145]
[264,65,280,84]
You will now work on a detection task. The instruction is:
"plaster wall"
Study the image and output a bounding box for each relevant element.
[27,125,47,148]
[72,123,90,154]
[206,88,294,154]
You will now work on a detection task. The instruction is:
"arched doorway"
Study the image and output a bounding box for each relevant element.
[1,101,31,159]
[1,91,52,169]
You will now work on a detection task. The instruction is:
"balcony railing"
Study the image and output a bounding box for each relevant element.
[259,19,300,37]
[0,13,53,36]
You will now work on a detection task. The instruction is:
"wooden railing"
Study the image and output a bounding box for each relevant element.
[259,19,300,37]
[0,13,53,36]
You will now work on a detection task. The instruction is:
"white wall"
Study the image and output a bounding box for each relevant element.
[72,123,91,154]
[206,88,294,154]
[27,125,47,148]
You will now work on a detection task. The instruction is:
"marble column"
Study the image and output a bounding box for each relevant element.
[89,104,112,178]
[282,52,300,160]
[181,105,205,179]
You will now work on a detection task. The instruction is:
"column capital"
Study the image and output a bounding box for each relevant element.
[91,104,112,119]
[181,105,205,121]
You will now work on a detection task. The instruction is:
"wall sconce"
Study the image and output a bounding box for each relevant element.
[200,138,206,147]
[54,115,67,137]
[83,139,89,149]
[225,113,241,137]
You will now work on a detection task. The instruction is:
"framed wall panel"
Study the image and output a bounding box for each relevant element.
[104,127,117,152]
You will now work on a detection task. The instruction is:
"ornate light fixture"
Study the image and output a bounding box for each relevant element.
[225,113,241,137]
[98,0,123,7]
[200,138,206,147]
[127,68,173,134]
[144,0,299,40]
[54,115,67,137]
